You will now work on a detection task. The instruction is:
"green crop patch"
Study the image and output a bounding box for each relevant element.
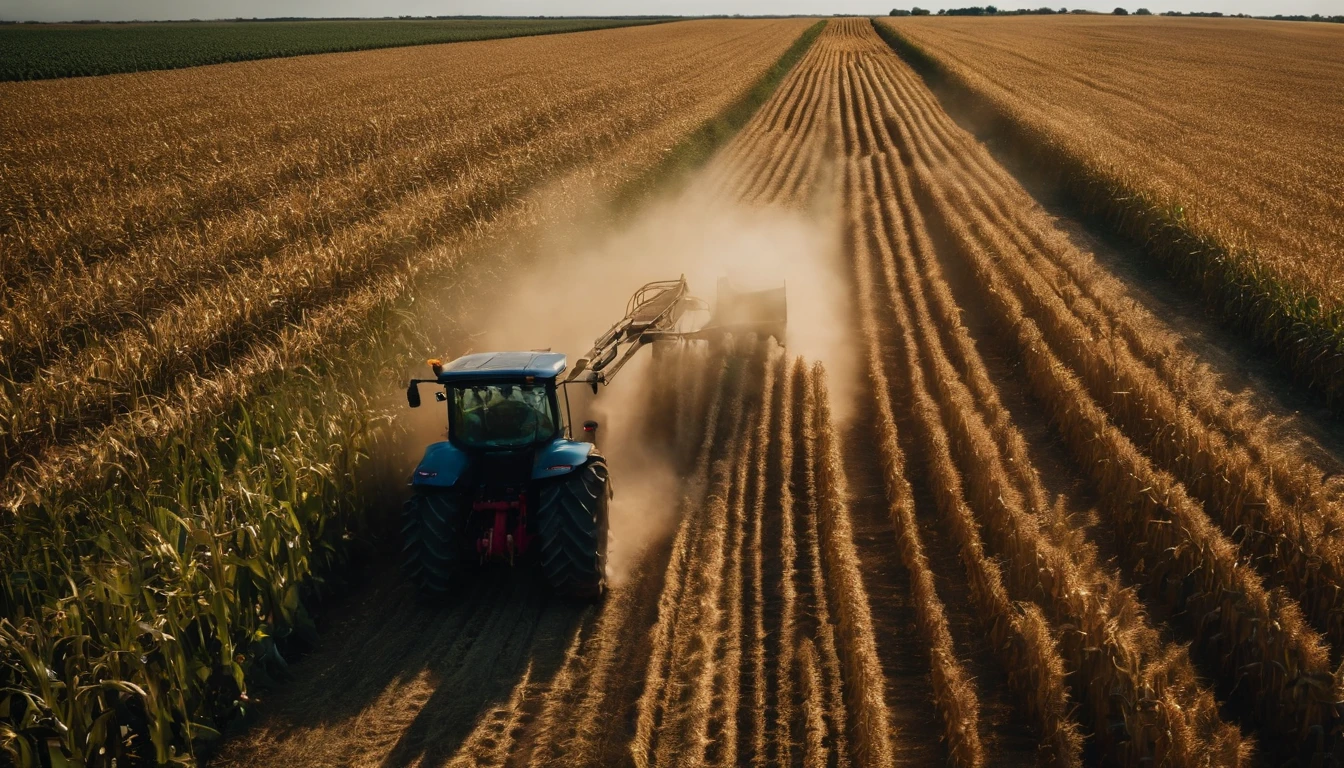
[0,17,671,81]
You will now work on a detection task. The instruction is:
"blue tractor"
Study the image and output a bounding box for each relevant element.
[404,277,785,598]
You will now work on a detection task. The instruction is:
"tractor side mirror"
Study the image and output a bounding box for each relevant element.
[407,381,421,408]
[582,420,599,444]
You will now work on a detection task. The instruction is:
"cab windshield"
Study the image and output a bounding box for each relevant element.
[450,382,557,449]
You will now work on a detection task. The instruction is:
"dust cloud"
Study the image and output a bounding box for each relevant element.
[454,184,851,582]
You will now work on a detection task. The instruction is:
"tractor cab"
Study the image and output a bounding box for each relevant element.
[449,380,557,450]
[406,351,597,485]
[409,351,568,436]
[408,351,572,450]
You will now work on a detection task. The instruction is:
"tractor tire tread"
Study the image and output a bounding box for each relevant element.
[537,458,609,598]
[402,489,464,595]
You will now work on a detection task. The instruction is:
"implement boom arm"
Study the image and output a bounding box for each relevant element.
[565,276,706,392]
[565,275,787,393]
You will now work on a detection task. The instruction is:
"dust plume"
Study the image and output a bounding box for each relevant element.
[456,185,847,580]
[399,178,849,581]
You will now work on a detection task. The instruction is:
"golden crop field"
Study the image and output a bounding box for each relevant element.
[0,18,808,495]
[878,15,1344,405]
[5,14,1344,768]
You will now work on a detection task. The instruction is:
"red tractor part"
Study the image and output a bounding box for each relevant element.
[474,494,532,566]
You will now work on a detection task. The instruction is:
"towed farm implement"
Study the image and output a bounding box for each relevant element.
[402,277,785,598]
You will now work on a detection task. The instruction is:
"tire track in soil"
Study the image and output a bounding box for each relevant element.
[210,570,584,768]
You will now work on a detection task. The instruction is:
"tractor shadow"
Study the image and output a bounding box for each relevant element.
[211,562,588,767]
[374,571,591,768]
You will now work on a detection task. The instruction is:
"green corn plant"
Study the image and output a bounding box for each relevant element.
[0,340,405,766]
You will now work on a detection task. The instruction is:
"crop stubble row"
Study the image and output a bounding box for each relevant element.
[694,16,1344,767]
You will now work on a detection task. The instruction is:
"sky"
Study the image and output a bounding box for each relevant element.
[3,0,1339,21]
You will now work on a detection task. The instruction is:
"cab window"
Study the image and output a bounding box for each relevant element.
[450,382,556,449]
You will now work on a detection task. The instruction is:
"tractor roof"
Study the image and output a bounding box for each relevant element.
[436,351,567,382]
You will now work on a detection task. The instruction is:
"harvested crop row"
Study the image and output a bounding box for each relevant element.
[745,348,775,767]
[844,149,982,768]
[861,21,1342,761]
[631,345,735,768]
[803,361,897,768]
[701,36,837,208]
[770,352,801,768]
[836,32,1248,765]
[632,342,884,768]
[870,36,1344,659]
[877,16,1344,407]
[793,366,853,768]
[648,349,748,768]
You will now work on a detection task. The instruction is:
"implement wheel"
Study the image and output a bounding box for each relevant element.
[537,458,610,598]
[402,488,465,595]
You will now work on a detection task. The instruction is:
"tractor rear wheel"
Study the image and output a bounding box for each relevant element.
[537,458,609,598]
[402,488,465,595]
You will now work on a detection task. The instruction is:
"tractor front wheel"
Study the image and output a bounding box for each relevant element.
[402,488,465,595]
[537,458,610,598]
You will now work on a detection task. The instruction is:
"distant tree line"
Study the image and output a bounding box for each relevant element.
[890,6,1081,15]
[1162,10,1342,22]
[887,7,1140,16]
[888,6,1340,23]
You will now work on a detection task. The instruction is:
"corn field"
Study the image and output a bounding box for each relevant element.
[877,14,1344,408]
[5,14,1343,768]
[0,18,672,81]
[0,19,812,765]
